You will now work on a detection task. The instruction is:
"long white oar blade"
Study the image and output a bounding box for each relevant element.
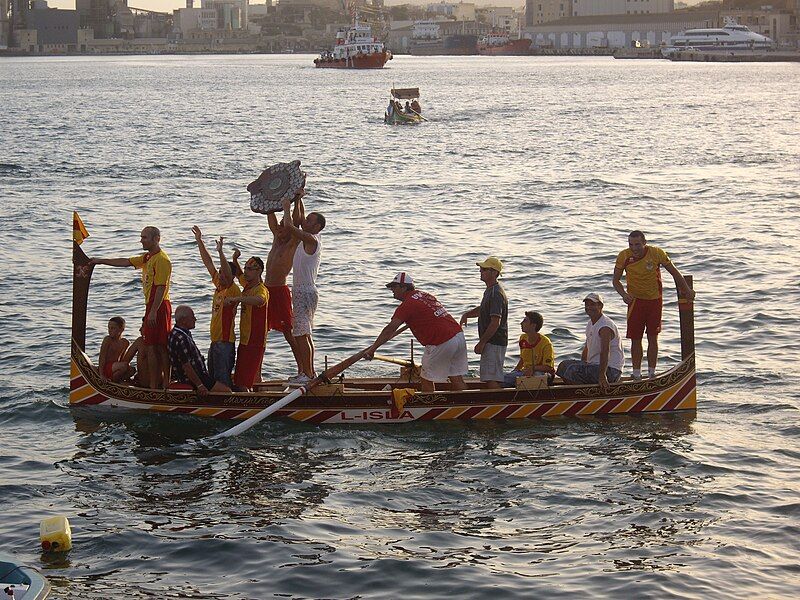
[209,387,305,440]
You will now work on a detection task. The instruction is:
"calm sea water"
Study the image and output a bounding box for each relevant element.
[1,55,799,599]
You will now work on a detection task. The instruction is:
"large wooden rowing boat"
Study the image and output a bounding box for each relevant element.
[70,239,697,424]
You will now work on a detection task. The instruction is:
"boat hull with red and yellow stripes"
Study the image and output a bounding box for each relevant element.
[70,340,696,424]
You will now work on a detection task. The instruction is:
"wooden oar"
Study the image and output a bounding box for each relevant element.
[371,354,414,368]
[209,325,410,439]
[408,107,428,122]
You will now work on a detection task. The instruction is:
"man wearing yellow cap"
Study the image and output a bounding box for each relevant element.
[460,256,508,389]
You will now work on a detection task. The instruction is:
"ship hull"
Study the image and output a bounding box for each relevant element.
[410,34,477,56]
[478,39,532,56]
[314,52,391,69]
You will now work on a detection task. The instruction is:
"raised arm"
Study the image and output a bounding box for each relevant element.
[216,237,232,282]
[192,226,217,280]
[293,197,303,227]
[282,196,317,247]
[267,212,280,236]
[231,248,242,282]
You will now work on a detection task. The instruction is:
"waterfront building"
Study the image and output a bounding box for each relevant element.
[75,0,115,39]
[276,0,341,9]
[1,0,9,48]
[427,2,476,22]
[387,21,413,52]
[173,0,251,34]
[572,0,673,17]
[522,10,716,48]
[524,0,572,26]
[478,6,521,35]
[10,2,78,52]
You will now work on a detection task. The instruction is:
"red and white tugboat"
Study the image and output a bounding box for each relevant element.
[314,20,392,69]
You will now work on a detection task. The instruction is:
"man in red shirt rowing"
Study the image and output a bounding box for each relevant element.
[365,272,467,391]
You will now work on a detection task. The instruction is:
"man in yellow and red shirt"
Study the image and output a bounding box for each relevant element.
[613,230,695,380]
[226,255,269,390]
[91,226,172,389]
[192,226,241,389]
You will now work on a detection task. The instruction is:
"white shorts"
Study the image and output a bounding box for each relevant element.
[479,343,507,382]
[292,285,318,337]
[421,331,468,383]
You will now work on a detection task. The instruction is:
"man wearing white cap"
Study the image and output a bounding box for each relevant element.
[365,273,467,392]
[556,293,624,391]
[459,256,508,389]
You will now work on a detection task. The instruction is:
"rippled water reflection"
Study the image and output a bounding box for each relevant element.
[1,55,798,598]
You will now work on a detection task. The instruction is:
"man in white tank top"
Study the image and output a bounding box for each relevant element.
[281,195,325,383]
[556,293,624,391]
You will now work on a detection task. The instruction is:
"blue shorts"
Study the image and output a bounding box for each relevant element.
[208,341,235,388]
[556,359,621,385]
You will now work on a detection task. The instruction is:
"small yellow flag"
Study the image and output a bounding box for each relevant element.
[73,211,89,245]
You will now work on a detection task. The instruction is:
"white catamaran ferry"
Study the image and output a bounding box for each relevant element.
[663,17,774,55]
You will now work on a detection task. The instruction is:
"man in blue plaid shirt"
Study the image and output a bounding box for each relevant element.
[168,305,230,396]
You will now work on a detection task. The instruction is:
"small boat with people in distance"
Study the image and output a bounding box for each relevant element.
[69,224,697,426]
[314,18,392,69]
[385,88,424,125]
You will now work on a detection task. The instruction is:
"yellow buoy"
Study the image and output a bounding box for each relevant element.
[39,515,72,552]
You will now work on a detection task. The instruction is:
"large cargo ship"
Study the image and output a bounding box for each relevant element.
[477,32,532,56]
[314,20,391,69]
[409,34,477,56]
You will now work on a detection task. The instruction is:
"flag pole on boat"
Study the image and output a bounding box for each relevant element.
[209,325,410,439]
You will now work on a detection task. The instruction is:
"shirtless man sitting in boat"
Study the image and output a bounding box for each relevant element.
[365,272,467,392]
[98,316,133,382]
[265,199,304,373]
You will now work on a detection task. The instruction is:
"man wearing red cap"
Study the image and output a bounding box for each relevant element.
[365,273,467,391]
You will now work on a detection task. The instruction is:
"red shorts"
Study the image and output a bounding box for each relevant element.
[142,299,172,346]
[103,362,114,378]
[627,297,662,339]
[234,343,265,389]
[267,285,293,333]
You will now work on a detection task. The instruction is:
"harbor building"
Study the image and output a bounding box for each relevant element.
[478,6,521,34]
[524,0,675,27]
[173,0,250,33]
[76,0,115,39]
[572,0,674,17]
[427,2,477,22]
[10,1,78,52]
[0,0,9,48]
[524,0,572,26]
[522,10,717,48]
